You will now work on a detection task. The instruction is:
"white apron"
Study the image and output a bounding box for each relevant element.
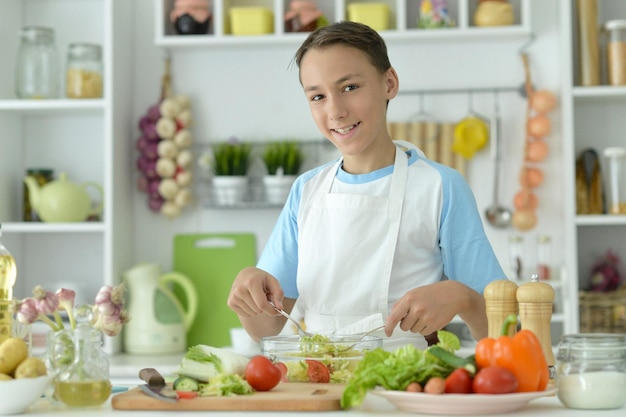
[296,145,427,351]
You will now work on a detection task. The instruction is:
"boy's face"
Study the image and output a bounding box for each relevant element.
[299,44,398,159]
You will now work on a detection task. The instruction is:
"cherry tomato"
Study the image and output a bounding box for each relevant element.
[276,362,289,382]
[472,366,519,394]
[245,355,281,391]
[176,390,198,399]
[305,359,330,383]
[445,368,473,394]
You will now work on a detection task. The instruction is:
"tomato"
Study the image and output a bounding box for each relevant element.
[472,366,519,394]
[276,362,289,382]
[245,355,282,391]
[305,359,330,383]
[176,390,198,399]
[445,368,473,394]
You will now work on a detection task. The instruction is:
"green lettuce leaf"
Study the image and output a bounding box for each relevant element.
[340,331,463,409]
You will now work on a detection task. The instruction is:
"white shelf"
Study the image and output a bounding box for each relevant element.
[155,0,531,48]
[1,222,106,234]
[0,0,133,356]
[0,99,105,114]
[155,26,533,48]
[576,215,626,226]
[573,85,626,101]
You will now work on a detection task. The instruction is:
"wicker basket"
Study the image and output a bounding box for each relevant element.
[579,287,626,333]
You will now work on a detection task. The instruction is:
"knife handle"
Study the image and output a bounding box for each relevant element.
[139,368,165,387]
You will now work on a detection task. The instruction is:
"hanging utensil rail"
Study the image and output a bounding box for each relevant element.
[398,86,520,96]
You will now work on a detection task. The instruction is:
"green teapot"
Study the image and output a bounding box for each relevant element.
[23,173,104,222]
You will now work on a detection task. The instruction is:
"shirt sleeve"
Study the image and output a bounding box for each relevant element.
[438,168,507,295]
[256,177,303,299]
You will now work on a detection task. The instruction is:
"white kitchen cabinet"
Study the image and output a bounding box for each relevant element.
[155,0,531,47]
[560,0,626,335]
[0,0,133,353]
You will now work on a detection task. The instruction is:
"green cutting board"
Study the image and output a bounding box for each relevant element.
[173,233,256,348]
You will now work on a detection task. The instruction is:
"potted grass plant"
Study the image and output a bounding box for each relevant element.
[262,141,303,204]
[211,139,252,205]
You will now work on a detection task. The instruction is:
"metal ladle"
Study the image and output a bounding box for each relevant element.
[485,92,512,228]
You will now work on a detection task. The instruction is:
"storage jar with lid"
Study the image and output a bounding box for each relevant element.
[603,147,626,214]
[605,20,626,86]
[556,333,626,409]
[14,26,59,99]
[66,43,103,98]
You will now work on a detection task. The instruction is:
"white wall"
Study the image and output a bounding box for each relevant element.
[130,0,565,283]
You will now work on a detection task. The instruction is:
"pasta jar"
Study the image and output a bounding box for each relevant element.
[66,43,103,98]
[15,26,59,99]
[556,333,626,409]
[605,20,626,86]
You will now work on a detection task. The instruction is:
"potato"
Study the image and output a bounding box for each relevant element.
[14,357,47,379]
[0,337,29,374]
[0,373,13,381]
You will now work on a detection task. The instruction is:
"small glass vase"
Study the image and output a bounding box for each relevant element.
[45,325,111,407]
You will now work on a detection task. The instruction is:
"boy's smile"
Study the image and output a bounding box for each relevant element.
[299,44,399,173]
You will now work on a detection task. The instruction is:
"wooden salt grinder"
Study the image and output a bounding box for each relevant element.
[517,274,555,370]
[483,280,519,338]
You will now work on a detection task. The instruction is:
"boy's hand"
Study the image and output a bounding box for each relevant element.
[385,281,468,337]
[227,266,284,318]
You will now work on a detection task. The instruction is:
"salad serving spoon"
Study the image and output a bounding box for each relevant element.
[268,301,314,337]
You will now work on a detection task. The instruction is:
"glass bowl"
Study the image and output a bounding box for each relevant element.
[260,334,382,384]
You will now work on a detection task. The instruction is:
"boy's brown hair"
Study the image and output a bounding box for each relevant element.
[293,21,392,77]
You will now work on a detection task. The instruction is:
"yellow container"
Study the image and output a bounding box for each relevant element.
[347,3,390,31]
[229,7,274,35]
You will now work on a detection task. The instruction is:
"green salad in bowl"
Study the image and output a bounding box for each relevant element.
[260,333,382,384]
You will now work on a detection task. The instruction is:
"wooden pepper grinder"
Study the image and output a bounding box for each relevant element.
[517,273,555,375]
[483,279,519,338]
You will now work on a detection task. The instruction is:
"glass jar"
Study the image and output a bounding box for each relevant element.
[536,235,552,280]
[508,235,523,281]
[66,43,103,98]
[53,324,111,408]
[23,168,54,221]
[605,19,626,86]
[15,26,59,99]
[556,333,626,409]
[603,147,626,214]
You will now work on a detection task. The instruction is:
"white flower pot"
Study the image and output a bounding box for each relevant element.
[263,175,296,205]
[211,176,249,205]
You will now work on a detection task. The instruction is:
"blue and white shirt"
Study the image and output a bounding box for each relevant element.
[258,147,505,309]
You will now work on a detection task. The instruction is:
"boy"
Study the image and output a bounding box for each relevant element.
[227,21,505,349]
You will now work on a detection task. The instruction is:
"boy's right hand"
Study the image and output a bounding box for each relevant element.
[227,266,285,318]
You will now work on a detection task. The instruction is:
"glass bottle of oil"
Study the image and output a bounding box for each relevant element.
[54,321,111,407]
[0,224,17,344]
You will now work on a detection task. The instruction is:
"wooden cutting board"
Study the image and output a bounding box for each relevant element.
[111,383,344,411]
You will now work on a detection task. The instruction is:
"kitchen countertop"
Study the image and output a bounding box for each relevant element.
[68,353,618,416]
[23,393,625,416]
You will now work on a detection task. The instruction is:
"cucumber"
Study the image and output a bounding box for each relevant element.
[427,346,477,375]
[173,376,200,392]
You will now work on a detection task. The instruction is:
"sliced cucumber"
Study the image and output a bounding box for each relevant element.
[173,376,200,392]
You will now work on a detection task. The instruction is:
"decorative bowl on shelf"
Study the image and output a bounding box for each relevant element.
[260,334,382,384]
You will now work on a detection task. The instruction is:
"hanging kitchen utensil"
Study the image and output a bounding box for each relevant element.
[485,91,512,228]
[453,92,489,159]
[408,94,439,158]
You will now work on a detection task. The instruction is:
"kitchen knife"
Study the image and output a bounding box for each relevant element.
[138,368,178,403]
